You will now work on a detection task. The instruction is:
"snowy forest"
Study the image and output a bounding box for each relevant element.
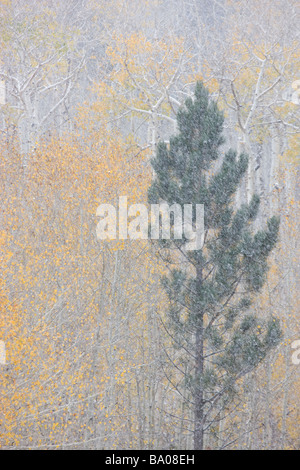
[0,0,299,450]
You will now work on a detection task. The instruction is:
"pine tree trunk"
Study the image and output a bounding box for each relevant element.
[194,266,204,450]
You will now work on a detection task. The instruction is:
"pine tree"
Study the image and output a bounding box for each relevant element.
[148,82,282,450]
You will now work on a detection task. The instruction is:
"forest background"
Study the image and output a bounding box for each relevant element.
[0,0,299,450]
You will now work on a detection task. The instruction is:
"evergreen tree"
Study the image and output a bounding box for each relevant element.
[148,82,282,450]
